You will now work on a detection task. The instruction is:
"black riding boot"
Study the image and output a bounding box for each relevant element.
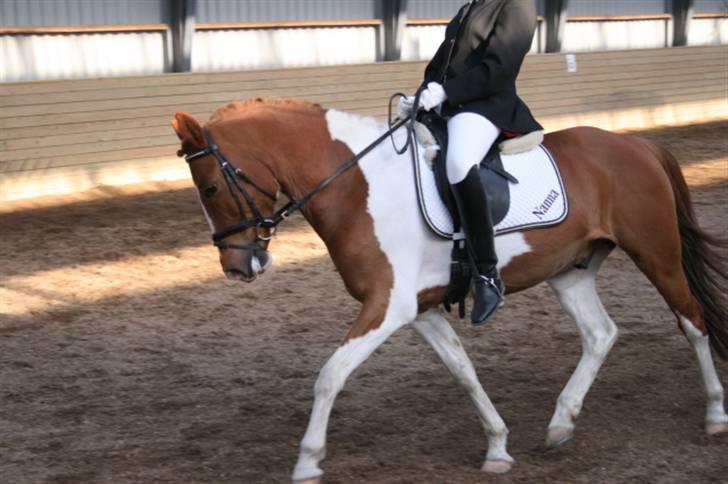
[451,165,504,325]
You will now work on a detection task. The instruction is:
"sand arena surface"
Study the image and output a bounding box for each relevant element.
[0,122,726,483]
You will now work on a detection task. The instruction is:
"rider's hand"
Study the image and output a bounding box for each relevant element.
[397,95,415,119]
[419,82,447,111]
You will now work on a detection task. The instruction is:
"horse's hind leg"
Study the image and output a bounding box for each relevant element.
[413,309,513,474]
[545,244,618,447]
[620,237,728,435]
[678,314,728,434]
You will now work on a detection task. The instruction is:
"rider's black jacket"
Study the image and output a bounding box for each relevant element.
[423,0,542,134]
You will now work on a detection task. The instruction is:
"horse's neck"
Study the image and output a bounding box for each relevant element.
[276,109,417,272]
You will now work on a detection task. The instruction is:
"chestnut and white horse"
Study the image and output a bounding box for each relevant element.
[171,99,727,483]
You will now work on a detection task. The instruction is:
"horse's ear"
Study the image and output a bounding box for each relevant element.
[171,112,205,157]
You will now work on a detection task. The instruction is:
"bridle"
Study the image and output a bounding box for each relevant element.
[184,116,410,251]
[185,128,280,251]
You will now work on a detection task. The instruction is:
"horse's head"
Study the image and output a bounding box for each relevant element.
[171,112,279,282]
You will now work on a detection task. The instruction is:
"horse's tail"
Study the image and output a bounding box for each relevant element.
[653,142,728,359]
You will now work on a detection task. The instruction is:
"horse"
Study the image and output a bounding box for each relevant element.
[171,98,727,483]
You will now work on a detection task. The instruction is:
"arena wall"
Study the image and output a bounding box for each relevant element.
[0,45,725,202]
[1,0,726,82]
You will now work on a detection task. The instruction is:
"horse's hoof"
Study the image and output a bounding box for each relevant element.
[545,426,574,448]
[293,478,322,484]
[706,421,728,435]
[481,459,513,474]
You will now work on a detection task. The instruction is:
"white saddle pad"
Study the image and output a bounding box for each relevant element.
[415,145,569,238]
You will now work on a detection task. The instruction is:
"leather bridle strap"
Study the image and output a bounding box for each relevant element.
[186,129,279,244]
[266,115,411,226]
[184,116,410,247]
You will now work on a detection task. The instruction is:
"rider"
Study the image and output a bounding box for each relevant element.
[399,0,542,325]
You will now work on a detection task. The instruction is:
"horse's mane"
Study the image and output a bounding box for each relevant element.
[207,98,324,125]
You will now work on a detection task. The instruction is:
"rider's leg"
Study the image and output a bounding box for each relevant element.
[446,112,503,325]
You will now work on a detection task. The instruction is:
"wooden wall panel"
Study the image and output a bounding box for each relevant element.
[1,46,725,202]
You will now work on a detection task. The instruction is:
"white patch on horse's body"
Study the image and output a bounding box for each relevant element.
[679,315,728,432]
[292,110,539,481]
[250,255,263,275]
[325,109,532,301]
[495,232,532,271]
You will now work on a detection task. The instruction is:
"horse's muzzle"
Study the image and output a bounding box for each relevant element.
[222,248,272,283]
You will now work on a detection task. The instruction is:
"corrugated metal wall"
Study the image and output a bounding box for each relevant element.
[197,0,378,23]
[1,0,726,82]
[0,0,169,26]
[690,17,728,44]
[0,32,166,82]
[193,26,378,71]
[3,0,725,27]
[695,0,728,13]
[563,20,669,51]
[568,0,669,16]
[0,0,169,82]
[407,0,465,19]
[407,0,703,18]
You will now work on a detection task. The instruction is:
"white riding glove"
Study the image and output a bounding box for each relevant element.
[396,95,416,119]
[419,82,448,111]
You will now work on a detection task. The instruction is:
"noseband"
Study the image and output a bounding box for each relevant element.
[185,117,410,251]
[185,129,280,251]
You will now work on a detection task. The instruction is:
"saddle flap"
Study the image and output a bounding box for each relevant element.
[416,111,513,227]
[479,148,512,226]
[410,111,568,240]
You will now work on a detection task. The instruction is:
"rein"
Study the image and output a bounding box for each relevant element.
[185,115,411,250]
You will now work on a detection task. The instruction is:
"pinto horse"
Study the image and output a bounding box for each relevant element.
[171,99,727,483]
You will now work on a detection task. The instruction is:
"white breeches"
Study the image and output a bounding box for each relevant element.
[446,112,501,184]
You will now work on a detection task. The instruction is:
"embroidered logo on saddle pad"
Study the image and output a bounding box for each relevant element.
[416,144,569,238]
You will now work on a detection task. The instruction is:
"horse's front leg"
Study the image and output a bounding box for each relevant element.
[413,309,514,474]
[545,250,618,447]
[292,301,411,484]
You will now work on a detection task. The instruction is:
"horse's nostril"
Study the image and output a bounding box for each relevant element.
[224,269,255,282]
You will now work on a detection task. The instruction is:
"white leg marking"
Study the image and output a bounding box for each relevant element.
[413,309,513,472]
[679,315,728,433]
[546,250,617,446]
[292,318,406,482]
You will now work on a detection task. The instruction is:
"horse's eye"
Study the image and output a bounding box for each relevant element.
[203,183,218,198]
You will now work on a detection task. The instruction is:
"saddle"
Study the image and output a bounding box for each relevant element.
[416,110,520,230]
[413,111,535,316]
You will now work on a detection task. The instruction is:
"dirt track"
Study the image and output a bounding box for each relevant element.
[1,122,727,483]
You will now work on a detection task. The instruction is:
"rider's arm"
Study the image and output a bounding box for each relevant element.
[423,40,450,85]
[442,0,537,106]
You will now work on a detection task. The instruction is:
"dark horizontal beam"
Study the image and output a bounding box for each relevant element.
[195,19,383,30]
[0,24,167,35]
